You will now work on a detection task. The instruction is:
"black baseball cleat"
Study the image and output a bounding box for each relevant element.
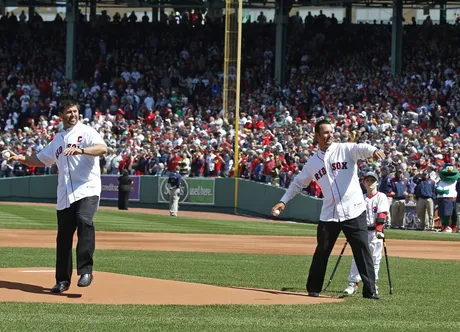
[364,293,380,300]
[77,274,93,287]
[51,281,70,294]
[308,292,320,297]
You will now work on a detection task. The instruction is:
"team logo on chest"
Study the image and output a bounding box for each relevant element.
[314,161,348,181]
[331,162,348,171]
[55,136,83,159]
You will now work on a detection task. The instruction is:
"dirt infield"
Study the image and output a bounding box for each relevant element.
[0,202,458,305]
[0,268,342,305]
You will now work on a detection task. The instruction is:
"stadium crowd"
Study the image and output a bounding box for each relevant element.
[1,9,460,209]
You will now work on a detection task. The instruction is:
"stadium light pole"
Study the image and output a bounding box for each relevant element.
[223,0,243,215]
[233,0,243,215]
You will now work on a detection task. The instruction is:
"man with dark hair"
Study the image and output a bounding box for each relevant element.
[272,119,385,299]
[2,100,107,294]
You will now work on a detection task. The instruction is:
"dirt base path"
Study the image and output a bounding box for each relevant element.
[0,268,342,305]
[1,229,459,260]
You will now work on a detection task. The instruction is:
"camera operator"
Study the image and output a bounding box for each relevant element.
[179,151,191,177]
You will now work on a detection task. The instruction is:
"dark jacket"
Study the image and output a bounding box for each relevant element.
[168,171,182,189]
[415,178,436,199]
[118,174,133,192]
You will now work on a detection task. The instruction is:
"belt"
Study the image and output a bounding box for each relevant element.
[367,226,376,231]
[420,197,432,199]
[394,198,405,200]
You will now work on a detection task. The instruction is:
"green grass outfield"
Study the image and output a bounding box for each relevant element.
[0,203,459,241]
[0,203,459,332]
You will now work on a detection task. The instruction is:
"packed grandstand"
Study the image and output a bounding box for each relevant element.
[0,9,459,200]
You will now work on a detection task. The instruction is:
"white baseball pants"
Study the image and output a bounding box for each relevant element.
[347,231,383,283]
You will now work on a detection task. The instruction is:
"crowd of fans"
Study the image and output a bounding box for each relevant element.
[1,9,460,204]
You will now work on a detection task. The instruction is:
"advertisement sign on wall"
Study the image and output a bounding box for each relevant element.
[158,177,215,205]
[100,175,141,201]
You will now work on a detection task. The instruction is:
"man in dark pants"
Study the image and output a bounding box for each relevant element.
[3,100,107,294]
[272,119,385,299]
[118,169,133,210]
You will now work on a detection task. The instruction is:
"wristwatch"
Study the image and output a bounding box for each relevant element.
[81,148,85,155]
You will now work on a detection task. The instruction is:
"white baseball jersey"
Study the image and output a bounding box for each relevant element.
[436,180,457,199]
[280,143,377,222]
[37,122,106,210]
[364,192,389,227]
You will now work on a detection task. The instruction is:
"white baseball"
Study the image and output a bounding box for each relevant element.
[273,209,280,216]
[2,151,10,159]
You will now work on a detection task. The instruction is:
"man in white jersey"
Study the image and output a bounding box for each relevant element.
[3,100,107,294]
[271,119,385,299]
[343,171,388,295]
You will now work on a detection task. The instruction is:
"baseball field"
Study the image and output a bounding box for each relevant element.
[0,202,459,332]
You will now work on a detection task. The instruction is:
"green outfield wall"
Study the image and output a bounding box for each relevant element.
[0,175,322,223]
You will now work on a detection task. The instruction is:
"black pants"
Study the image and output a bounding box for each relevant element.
[55,195,99,283]
[118,190,129,209]
[306,211,377,297]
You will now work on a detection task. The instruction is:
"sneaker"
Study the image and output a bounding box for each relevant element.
[344,282,359,295]
[451,225,458,233]
[442,226,452,233]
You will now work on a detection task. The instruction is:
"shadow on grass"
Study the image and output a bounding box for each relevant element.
[229,286,335,298]
[280,287,297,292]
[0,280,82,298]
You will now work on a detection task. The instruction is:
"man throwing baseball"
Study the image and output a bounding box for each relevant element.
[2,100,107,294]
[343,171,388,295]
[272,119,385,299]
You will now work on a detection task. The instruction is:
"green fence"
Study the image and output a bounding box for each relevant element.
[0,175,322,223]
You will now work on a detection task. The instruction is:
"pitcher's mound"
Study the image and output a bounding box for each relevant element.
[0,268,342,305]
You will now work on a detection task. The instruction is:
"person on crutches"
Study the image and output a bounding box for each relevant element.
[344,171,388,295]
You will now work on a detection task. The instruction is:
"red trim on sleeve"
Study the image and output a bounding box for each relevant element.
[376,212,387,232]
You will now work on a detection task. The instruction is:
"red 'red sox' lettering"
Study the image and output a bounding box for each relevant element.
[315,162,348,180]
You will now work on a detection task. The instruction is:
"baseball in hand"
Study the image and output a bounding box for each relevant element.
[2,151,10,159]
[273,209,280,216]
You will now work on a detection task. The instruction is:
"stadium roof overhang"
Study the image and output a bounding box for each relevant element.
[2,0,460,10]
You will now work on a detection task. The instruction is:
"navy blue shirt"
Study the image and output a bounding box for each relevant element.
[168,172,182,189]
[415,179,436,199]
[378,174,393,195]
[391,177,408,199]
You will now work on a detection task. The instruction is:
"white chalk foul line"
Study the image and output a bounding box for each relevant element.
[20,270,55,273]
